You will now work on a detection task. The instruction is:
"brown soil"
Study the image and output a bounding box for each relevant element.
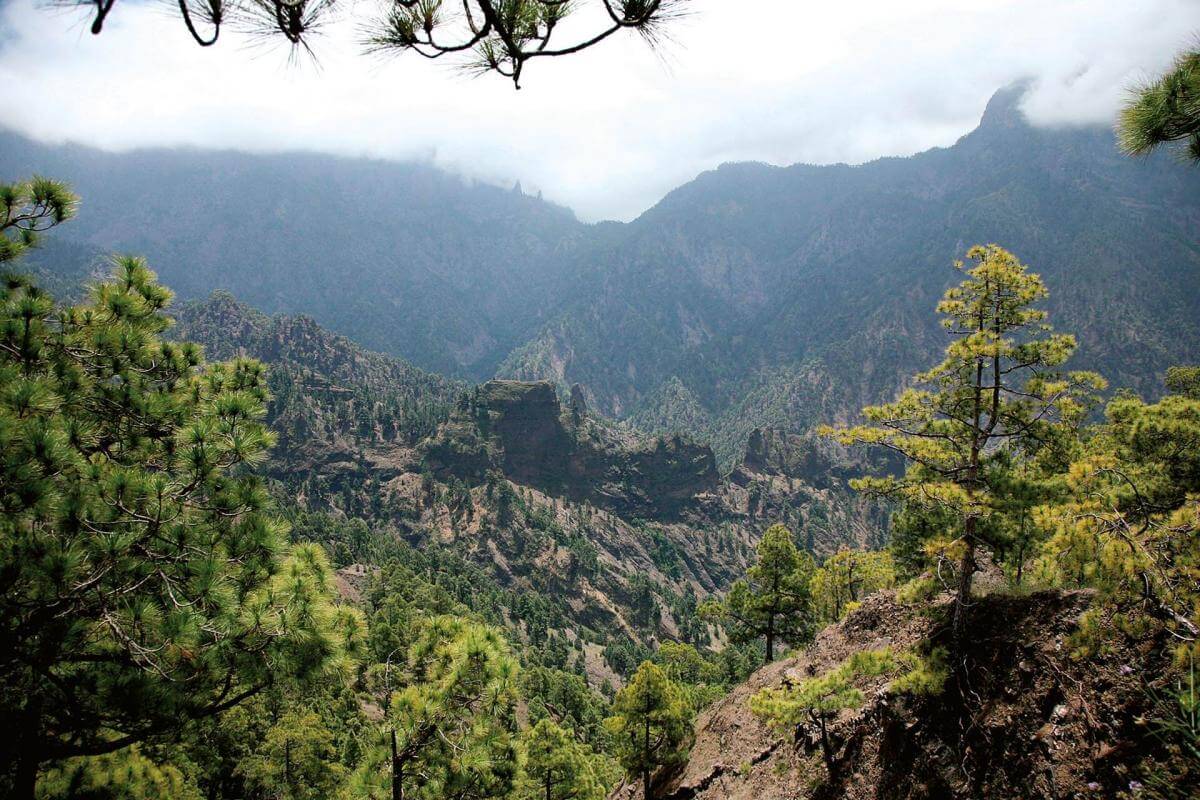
[612,589,1175,800]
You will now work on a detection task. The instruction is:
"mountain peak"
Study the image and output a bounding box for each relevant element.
[979,81,1033,129]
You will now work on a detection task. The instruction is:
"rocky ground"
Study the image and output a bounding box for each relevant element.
[613,589,1178,800]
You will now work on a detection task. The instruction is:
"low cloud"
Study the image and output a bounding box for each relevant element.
[1,0,1194,221]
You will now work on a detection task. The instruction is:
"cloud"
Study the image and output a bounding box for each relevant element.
[0,0,1195,221]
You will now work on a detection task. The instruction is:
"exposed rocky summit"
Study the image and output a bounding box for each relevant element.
[421,380,722,520]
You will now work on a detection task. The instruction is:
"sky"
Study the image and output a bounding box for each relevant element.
[0,0,1196,221]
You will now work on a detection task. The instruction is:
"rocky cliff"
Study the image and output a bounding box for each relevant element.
[421,380,721,519]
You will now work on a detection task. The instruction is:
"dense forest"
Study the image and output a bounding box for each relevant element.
[2,10,1200,800]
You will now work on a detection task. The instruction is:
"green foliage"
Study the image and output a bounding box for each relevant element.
[521,666,611,750]
[888,646,949,697]
[604,661,693,798]
[751,645,944,775]
[1033,375,1200,664]
[239,711,345,800]
[651,641,731,713]
[699,524,815,663]
[895,575,939,605]
[0,177,76,264]
[752,648,897,774]
[1166,365,1200,400]
[35,747,202,800]
[1118,47,1200,162]
[810,548,896,623]
[888,501,959,579]
[516,719,608,800]
[352,617,520,800]
[823,244,1103,650]
[0,258,364,795]
[1136,654,1200,799]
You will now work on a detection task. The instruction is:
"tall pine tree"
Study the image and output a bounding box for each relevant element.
[822,245,1103,657]
[0,191,364,797]
[700,524,816,664]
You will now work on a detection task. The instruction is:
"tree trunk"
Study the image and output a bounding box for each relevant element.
[951,524,976,658]
[391,729,403,800]
[643,714,653,798]
[765,614,775,664]
[816,714,835,776]
[11,704,42,800]
[12,753,38,800]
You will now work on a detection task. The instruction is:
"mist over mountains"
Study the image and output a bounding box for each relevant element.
[4,85,1198,464]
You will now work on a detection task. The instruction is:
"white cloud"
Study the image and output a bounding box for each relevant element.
[0,0,1195,221]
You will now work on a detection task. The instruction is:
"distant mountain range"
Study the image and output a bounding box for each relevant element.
[4,85,1198,466]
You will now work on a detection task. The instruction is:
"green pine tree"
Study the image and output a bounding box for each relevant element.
[517,718,607,800]
[351,616,520,800]
[604,661,692,799]
[809,548,895,624]
[0,177,76,264]
[1118,47,1200,162]
[821,244,1104,658]
[699,524,816,664]
[0,245,365,798]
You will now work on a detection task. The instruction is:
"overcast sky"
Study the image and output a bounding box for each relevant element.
[0,0,1195,221]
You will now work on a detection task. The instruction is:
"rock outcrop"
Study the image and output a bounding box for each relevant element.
[421,380,721,519]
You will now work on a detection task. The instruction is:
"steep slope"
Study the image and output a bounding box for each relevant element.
[502,86,1200,463]
[169,294,882,680]
[0,131,587,378]
[171,292,465,464]
[617,589,1175,800]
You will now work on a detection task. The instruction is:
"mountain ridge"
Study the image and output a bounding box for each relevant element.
[4,85,1198,469]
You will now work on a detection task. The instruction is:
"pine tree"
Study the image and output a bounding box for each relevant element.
[604,661,692,799]
[240,711,346,800]
[821,245,1103,658]
[1035,370,1200,664]
[59,1,683,89]
[1166,365,1200,399]
[752,649,893,776]
[810,548,896,623]
[699,524,815,664]
[517,718,606,800]
[0,177,76,264]
[1118,47,1200,163]
[352,617,520,800]
[0,251,365,798]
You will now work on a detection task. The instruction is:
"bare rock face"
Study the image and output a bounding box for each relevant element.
[739,428,899,490]
[421,380,721,519]
[614,589,1169,800]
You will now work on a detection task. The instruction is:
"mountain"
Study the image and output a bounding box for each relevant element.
[501,85,1200,463]
[171,291,466,460]
[0,130,587,378]
[4,85,1198,469]
[169,294,885,678]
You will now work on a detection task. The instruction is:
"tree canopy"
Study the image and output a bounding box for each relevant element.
[604,661,691,799]
[699,523,815,664]
[0,193,365,798]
